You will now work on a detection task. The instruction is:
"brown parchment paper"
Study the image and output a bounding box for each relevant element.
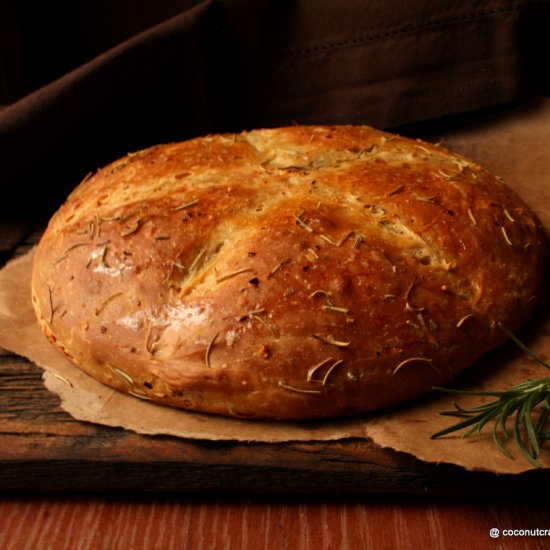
[2,98,550,473]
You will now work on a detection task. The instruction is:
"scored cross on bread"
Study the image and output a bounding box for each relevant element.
[31,125,545,419]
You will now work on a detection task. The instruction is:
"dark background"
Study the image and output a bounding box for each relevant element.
[1,0,549,222]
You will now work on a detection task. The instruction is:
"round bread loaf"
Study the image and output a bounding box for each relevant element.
[31,125,545,420]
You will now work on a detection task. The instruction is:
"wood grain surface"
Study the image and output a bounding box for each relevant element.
[3,344,550,496]
[1,494,549,550]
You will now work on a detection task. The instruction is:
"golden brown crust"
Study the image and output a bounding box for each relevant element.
[31,125,546,419]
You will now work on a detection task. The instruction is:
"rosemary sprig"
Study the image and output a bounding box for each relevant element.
[431,323,550,467]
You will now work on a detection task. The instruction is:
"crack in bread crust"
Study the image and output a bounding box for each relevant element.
[31,125,546,420]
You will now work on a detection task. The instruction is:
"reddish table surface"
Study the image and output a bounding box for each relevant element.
[1,494,549,550]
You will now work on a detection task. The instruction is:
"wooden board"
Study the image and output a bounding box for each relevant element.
[3,349,550,496]
[1,226,549,495]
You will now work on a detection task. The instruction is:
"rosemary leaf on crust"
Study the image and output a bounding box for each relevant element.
[279,382,322,395]
[204,332,219,368]
[312,334,351,348]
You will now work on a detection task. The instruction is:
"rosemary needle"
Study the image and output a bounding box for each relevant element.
[431,323,550,467]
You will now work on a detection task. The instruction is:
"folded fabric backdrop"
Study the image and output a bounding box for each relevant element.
[0,0,549,219]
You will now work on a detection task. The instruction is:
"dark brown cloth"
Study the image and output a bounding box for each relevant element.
[1,0,549,219]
